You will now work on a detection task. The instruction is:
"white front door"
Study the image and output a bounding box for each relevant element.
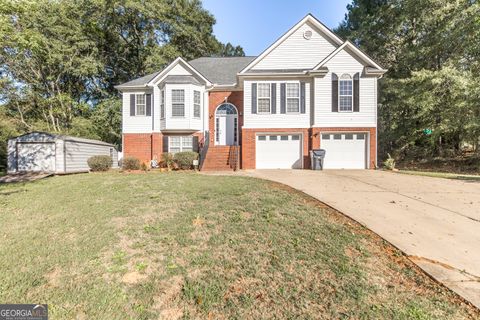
[321,133,368,169]
[216,115,237,145]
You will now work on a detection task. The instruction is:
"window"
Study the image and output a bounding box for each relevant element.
[135,94,146,116]
[322,134,330,140]
[194,90,201,118]
[169,136,193,153]
[291,135,300,141]
[280,135,289,141]
[269,135,278,141]
[215,118,220,142]
[339,74,353,112]
[182,136,193,151]
[357,133,365,140]
[171,89,185,117]
[286,83,300,113]
[160,90,165,119]
[345,134,354,140]
[258,135,267,141]
[257,83,271,113]
[334,134,342,140]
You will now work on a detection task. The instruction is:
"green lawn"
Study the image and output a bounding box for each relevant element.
[0,172,477,319]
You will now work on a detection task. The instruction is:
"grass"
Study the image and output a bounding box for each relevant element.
[396,170,480,182]
[0,172,478,319]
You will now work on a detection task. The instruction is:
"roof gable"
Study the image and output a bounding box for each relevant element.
[148,57,211,86]
[240,14,343,73]
[313,40,385,71]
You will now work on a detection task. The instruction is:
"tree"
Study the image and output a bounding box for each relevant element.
[337,0,480,160]
[0,0,245,170]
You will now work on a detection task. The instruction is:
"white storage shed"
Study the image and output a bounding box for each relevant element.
[7,132,118,174]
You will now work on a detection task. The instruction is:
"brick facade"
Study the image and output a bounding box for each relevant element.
[242,128,311,169]
[123,93,376,170]
[123,133,163,164]
[311,127,377,169]
[208,91,244,146]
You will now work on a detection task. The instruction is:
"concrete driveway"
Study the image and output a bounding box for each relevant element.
[248,169,480,309]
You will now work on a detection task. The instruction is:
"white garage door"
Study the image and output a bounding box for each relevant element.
[256,134,302,169]
[321,133,367,169]
[17,143,56,172]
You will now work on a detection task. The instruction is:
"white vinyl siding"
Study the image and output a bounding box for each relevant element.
[257,83,271,113]
[250,22,337,70]
[286,83,300,113]
[244,80,311,129]
[314,49,377,127]
[171,89,185,117]
[122,90,153,133]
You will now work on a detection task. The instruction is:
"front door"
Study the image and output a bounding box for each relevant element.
[216,115,237,145]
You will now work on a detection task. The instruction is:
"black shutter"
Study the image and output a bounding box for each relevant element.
[251,83,257,114]
[162,136,169,153]
[271,83,276,114]
[146,94,151,116]
[353,73,360,112]
[332,73,338,112]
[280,83,286,114]
[300,82,306,114]
[130,94,135,116]
[193,136,199,152]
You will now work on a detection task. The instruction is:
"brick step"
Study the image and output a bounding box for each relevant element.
[201,167,234,171]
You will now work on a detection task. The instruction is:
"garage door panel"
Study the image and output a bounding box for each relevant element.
[321,133,367,169]
[17,143,55,172]
[256,135,302,169]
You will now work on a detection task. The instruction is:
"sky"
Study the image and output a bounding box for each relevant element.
[202,0,352,56]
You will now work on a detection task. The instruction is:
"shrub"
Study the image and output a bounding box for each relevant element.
[383,153,396,170]
[87,155,112,172]
[140,162,148,171]
[174,152,199,170]
[122,156,140,170]
[161,152,175,170]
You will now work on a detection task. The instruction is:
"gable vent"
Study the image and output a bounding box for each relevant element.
[303,30,312,40]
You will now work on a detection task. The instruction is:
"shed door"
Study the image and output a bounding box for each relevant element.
[256,134,303,169]
[17,143,55,172]
[321,133,367,169]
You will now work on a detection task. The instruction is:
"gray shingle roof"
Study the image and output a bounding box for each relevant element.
[160,75,202,85]
[116,56,256,88]
[116,71,160,87]
[189,56,256,85]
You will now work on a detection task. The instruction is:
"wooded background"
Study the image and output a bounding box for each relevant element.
[1,0,479,171]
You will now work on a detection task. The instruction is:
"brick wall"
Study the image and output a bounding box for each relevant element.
[123,133,163,164]
[242,128,311,169]
[123,132,204,165]
[311,127,377,169]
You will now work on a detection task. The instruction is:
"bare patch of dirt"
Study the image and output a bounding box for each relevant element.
[153,275,185,318]
[45,267,62,287]
[122,271,148,284]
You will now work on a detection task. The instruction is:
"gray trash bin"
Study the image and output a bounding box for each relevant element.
[310,149,326,170]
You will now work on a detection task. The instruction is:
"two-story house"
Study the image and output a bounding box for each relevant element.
[115,14,386,170]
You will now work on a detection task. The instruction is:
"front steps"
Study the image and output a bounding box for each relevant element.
[201,146,239,171]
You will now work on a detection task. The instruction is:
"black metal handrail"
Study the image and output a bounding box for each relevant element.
[199,131,209,170]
